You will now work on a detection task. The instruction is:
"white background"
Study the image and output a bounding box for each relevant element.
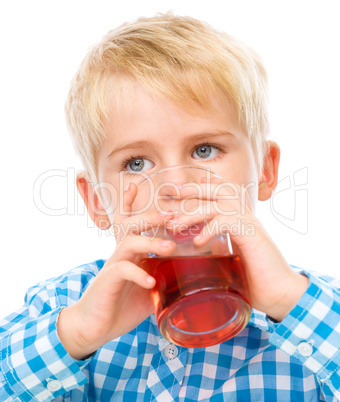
[0,0,339,318]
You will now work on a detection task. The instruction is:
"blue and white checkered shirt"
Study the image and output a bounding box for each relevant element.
[1,260,340,401]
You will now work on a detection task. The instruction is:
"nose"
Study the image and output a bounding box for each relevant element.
[135,166,219,215]
[154,166,200,199]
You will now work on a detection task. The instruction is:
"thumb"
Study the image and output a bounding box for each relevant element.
[113,182,138,225]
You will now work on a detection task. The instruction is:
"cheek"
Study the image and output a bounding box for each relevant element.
[227,150,259,212]
[241,162,259,212]
[244,181,258,212]
[95,178,120,220]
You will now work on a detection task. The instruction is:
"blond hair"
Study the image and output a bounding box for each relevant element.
[65,13,269,185]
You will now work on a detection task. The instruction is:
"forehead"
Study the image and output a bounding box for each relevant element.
[102,83,245,147]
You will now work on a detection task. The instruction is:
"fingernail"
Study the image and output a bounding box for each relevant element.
[146,275,155,284]
[167,218,178,224]
[159,209,173,217]
[124,183,130,192]
[160,240,173,247]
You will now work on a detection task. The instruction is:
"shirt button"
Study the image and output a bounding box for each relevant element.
[164,344,179,359]
[297,341,313,357]
[47,379,62,391]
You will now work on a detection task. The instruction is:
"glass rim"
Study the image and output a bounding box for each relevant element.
[135,165,221,186]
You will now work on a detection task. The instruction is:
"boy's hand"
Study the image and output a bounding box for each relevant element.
[57,183,175,360]
[166,177,309,322]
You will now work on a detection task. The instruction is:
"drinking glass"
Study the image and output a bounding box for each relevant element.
[128,166,252,348]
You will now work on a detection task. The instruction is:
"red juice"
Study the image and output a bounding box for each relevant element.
[141,254,251,348]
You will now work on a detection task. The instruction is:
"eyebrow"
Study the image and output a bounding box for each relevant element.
[107,130,234,158]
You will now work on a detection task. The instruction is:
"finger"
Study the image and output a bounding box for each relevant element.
[113,182,139,225]
[164,196,240,234]
[111,234,176,263]
[193,212,257,247]
[115,208,174,235]
[112,208,175,245]
[195,196,243,220]
[178,179,254,212]
[165,206,215,234]
[105,260,157,289]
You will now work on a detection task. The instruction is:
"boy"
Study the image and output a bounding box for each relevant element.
[1,12,339,401]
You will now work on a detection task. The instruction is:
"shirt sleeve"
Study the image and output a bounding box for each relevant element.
[0,262,102,401]
[269,270,340,401]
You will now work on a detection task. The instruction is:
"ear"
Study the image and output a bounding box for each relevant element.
[258,141,280,201]
[76,172,111,230]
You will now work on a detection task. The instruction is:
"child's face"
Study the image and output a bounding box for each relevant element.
[78,84,279,227]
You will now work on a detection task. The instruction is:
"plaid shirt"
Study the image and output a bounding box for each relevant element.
[0,260,339,401]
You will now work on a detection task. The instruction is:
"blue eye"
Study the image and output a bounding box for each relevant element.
[126,158,154,172]
[193,145,220,159]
